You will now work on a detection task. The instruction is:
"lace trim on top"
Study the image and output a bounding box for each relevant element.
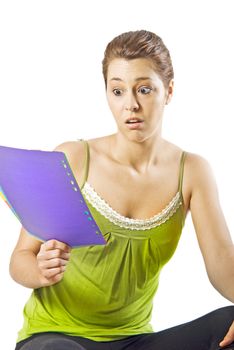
[81,182,183,231]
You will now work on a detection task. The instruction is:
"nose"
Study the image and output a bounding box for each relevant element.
[125,93,139,112]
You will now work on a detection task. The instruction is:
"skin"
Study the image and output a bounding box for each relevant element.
[10,58,234,347]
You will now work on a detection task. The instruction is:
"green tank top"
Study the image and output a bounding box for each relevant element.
[17,140,186,343]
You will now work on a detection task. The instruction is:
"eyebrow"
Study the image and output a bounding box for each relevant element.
[109,77,153,82]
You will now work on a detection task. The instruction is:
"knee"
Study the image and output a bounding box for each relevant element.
[213,305,234,323]
[40,338,86,350]
[20,337,87,350]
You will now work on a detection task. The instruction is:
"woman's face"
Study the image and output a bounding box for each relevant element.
[106,58,173,142]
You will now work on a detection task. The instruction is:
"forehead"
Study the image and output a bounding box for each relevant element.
[107,58,161,83]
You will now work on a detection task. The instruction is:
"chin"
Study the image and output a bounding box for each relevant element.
[123,132,147,143]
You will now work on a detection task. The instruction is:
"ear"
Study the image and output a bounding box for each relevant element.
[165,79,174,105]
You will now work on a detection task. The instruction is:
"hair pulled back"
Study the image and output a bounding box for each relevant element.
[102,30,174,89]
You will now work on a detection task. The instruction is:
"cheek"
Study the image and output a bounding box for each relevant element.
[107,97,124,114]
[146,96,165,110]
[144,100,165,121]
[142,99,158,112]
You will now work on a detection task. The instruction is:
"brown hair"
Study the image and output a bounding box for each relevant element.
[102,30,174,89]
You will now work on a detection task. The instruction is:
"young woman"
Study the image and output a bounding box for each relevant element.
[11,30,234,350]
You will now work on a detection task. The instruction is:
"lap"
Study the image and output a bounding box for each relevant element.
[15,306,234,350]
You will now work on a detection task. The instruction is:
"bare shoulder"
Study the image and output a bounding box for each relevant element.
[51,141,86,184]
[52,137,108,181]
[53,139,84,154]
[184,151,217,195]
[53,136,107,154]
[185,152,214,177]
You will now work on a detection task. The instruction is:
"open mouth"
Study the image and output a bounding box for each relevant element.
[125,119,144,129]
[126,121,143,124]
[126,118,144,124]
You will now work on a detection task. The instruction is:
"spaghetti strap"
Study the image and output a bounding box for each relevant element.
[177,151,186,194]
[76,139,90,189]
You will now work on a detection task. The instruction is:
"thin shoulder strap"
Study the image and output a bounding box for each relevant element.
[178,151,186,194]
[76,138,90,189]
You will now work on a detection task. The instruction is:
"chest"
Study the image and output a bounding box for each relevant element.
[77,162,180,220]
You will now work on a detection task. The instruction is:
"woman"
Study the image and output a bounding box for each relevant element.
[12,30,234,350]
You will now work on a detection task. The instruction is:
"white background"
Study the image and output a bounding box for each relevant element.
[0,1,234,348]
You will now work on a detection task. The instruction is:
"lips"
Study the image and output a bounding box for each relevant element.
[125,117,144,130]
[125,117,144,124]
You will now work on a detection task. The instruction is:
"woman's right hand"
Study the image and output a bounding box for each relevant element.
[37,239,71,287]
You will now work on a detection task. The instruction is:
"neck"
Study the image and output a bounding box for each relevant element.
[109,132,165,174]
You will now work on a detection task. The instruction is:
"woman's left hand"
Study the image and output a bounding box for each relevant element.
[219,320,234,347]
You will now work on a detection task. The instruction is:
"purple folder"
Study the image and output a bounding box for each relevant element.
[0,145,106,247]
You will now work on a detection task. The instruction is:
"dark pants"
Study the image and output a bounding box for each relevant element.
[15,306,234,350]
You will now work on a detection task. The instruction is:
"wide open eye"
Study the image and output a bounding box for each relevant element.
[138,86,152,95]
[113,89,123,96]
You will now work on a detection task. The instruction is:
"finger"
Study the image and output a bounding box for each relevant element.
[42,271,65,286]
[219,336,233,347]
[219,324,234,347]
[41,239,71,253]
[38,249,70,261]
[42,266,66,279]
[49,272,65,284]
[39,258,69,270]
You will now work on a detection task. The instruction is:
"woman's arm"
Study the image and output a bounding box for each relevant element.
[188,153,234,302]
[9,226,71,289]
[9,142,80,289]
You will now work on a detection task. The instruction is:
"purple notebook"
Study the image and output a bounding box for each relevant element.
[0,145,106,247]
